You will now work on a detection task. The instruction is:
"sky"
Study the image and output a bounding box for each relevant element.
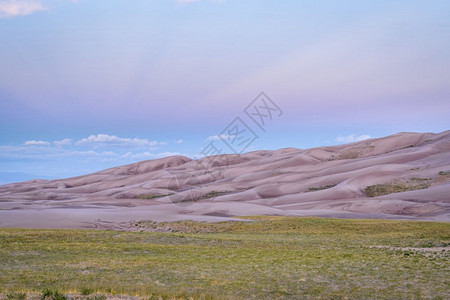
[0,0,449,183]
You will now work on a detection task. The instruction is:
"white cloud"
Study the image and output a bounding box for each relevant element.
[175,139,184,144]
[0,0,212,18]
[53,138,73,146]
[120,151,185,160]
[0,0,47,18]
[0,140,191,179]
[157,151,185,157]
[24,140,50,146]
[206,134,233,141]
[335,134,373,144]
[121,151,153,160]
[75,134,164,148]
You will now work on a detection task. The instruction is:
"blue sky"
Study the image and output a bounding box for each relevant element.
[0,0,449,183]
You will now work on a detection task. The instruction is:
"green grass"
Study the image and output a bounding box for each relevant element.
[79,287,93,295]
[0,217,449,299]
[41,288,67,300]
[4,292,26,300]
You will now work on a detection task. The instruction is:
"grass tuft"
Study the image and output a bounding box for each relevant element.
[6,292,26,300]
[79,287,94,296]
[41,288,67,300]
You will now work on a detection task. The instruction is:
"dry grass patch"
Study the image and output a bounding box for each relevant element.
[305,184,337,192]
[364,178,431,197]
[137,193,174,200]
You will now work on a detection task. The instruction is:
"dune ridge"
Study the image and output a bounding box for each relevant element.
[0,131,449,228]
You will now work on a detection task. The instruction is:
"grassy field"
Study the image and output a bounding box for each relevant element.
[0,217,449,299]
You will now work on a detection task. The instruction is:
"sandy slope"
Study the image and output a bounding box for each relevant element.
[1,131,449,228]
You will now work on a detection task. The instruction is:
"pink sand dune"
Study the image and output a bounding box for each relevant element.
[0,131,449,228]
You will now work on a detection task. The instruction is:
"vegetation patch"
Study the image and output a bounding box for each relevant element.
[5,292,26,300]
[410,177,431,182]
[306,184,337,192]
[1,217,449,299]
[364,179,431,197]
[41,288,67,300]
[138,193,174,200]
[199,190,230,199]
[338,151,360,160]
[172,190,231,204]
[271,171,286,176]
[79,287,94,296]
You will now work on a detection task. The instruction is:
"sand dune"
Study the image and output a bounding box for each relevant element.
[1,131,449,228]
